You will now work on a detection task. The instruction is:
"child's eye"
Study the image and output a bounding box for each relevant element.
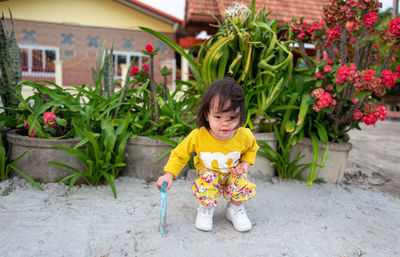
[214,116,221,119]
[230,115,239,120]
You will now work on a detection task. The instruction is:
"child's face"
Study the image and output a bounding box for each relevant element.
[206,97,240,141]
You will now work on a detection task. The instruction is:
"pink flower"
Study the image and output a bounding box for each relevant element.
[314,72,325,80]
[388,17,400,36]
[346,22,359,33]
[43,112,56,124]
[145,44,154,53]
[390,56,395,63]
[130,67,139,75]
[353,109,363,120]
[313,104,320,112]
[323,65,332,72]
[351,98,358,104]
[29,129,36,137]
[380,70,397,88]
[142,64,149,72]
[311,88,325,99]
[24,120,29,129]
[363,13,378,28]
[347,0,359,8]
[317,92,333,108]
[362,69,376,81]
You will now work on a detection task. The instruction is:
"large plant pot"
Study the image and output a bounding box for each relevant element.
[123,136,188,181]
[289,137,352,184]
[6,129,84,183]
[250,132,277,179]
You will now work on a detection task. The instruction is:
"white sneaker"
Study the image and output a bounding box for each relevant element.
[226,202,252,232]
[195,204,215,231]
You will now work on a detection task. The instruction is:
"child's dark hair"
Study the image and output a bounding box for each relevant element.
[197,77,246,129]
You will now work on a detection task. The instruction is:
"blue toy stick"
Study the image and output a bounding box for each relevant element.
[160,182,168,235]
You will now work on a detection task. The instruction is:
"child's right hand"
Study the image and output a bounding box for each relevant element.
[156,172,174,191]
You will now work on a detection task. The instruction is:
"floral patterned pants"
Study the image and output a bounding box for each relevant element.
[191,169,256,207]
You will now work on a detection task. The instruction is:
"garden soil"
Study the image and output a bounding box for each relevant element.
[0,121,399,257]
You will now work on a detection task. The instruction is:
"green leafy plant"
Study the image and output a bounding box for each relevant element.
[141,0,293,132]
[50,113,132,198]
[0,136,43,191]
[0,9,21,128]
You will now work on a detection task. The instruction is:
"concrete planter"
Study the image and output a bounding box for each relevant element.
[123,133,277,181]
[6,129,84,183]
[250,132,277,179]
[123,136,188,181]
[289,137,352,184]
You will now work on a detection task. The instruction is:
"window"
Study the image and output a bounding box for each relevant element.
[113,51,149,78]
[20,45,59,77]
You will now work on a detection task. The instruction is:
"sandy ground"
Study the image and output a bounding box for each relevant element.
[0,121,399,257]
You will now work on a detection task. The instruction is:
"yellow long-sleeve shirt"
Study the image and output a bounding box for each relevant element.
[164,127,259,177]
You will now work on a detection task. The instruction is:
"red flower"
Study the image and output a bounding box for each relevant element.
[327,27,341,42]
[388,17,400,36]
[353,109,363,120]
[362,113,378,125]
[336,65,351,84]
[317,92,333,108]
[380,70,397,88]
[131,67,139,75]
[349,38,357,43]
[351,98,358,104]
[324,58,334,65]
[373,44,379,50]
[362,69,376,81]
[43,112,56,124]
[297,30,306,40]
[363,13,378,28]
[145,44,154,53]
[375,105,387,121]
[24,120,29,129]
[142,64,149,72]
[396,64,400,78]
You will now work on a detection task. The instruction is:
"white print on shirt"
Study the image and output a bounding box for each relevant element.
[200,151,241,173]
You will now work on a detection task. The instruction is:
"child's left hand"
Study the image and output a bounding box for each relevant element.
[229,161,250,175]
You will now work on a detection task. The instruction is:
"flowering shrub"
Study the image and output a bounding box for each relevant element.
[289,0,400,142]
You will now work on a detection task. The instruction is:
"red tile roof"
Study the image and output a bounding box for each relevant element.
[185,0,329,32]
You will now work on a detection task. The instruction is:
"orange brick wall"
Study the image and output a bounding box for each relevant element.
[12,19,176,87]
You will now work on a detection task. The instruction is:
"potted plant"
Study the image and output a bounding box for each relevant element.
[287,0,400,185]
[140,0,294,179]
[6,44,136,198]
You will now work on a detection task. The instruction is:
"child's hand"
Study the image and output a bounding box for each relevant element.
[156,172,174,191]
[229,161,250,175]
